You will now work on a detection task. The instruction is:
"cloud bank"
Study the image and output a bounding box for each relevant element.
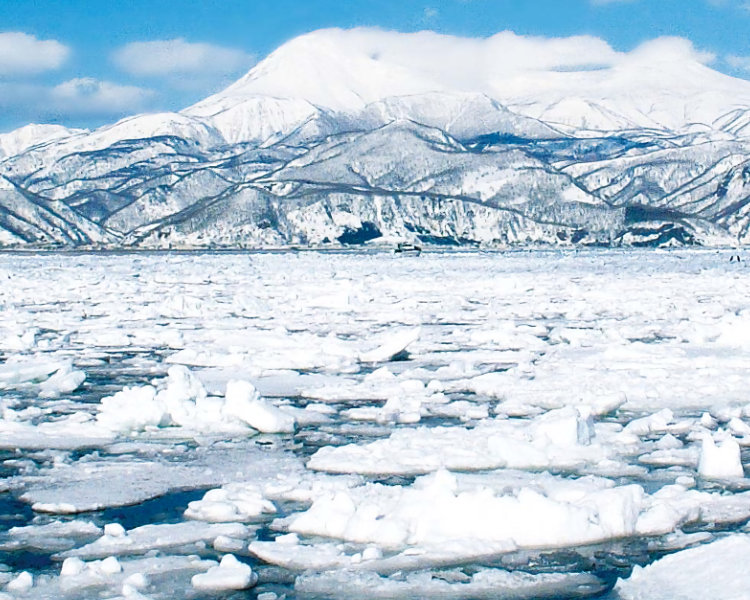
[219,27,720,113]
[0,32,70,75]
[113,39,255,77]
[727,55,750,72]
[51,78,155,114]
[0,78,155,126]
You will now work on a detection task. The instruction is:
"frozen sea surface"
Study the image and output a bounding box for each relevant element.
[0,248,749,599]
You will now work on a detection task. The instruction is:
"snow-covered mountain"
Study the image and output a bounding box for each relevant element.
[1,28,750,248]
[0,124,86,160]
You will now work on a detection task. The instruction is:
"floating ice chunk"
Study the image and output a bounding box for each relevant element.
[0,358,65,388]
[616,535,750,600]
[636,484,750,537]
[655,433,683,450]
[698,433,744,479]
[160,294,205,318]
[5,571,33,592]
[224,380,295,433]
[2,328,36,351]
[276,532,299,545]
[185,483,276,522]
[285,404,332,427]
[213,535,245,553]
[624,408,674,436]
[309,412,619,476]
[469,323,549,351]
[22,444,302,514]
[380,391,424,424]
[157,365,207,424]
[249,540,353,571]
[635,492,693,536]
[61,522,251,559]
[295,568,609,600]
[191,554,257,591]
[344,392,424,424]
[104,523,127,538]
[359,328,420,363]
[728,417,750,437]
[284,470,645,552]
[3,520,102,553]
[31,502,79,514]
[586,393,627,416]
[167,348,249,369]
[60,557,86,576]
[638,445,699,468]
[494,398,544,418]
[532,407,593,446]
[11,545,214,598]
[38,364,86,398]
[123,573,148,589]
[100,556,123,574]
[96,366,275,433]
[120,582,152,599]
[428,400,489,421]
[97,385,166,432]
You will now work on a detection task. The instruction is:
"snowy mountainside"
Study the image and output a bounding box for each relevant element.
[0,28,749,248]
[0,175,115,246]
[0,124,87,160]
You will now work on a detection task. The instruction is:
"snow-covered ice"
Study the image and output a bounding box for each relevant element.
[190,554,258,591]
[615,534,750,600]
[0,248,749,599]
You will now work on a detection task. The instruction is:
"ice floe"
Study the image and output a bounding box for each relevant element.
[1,249,749,599]
[96,366,295,434]
[616,535,750,600]
[698,433,745,479]
[294,568,609,599]
[191,554,257,591]
[184,483,276,522]
[59,521,252,559]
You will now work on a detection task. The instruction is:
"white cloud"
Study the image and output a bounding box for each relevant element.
[232,28,726,115]
[294,28,624,94]
[113,38,255,77]
[0,32,70,75]
[727,55,750,71]
[0,78,155,124]
[50,78,155,114]
[627,37,716,65]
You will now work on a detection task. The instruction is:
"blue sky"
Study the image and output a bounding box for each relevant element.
[1,0,750,132]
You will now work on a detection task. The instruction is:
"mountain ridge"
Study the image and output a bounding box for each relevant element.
[0,28,749,249]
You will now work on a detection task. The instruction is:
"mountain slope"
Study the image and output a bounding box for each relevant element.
[0,28,749,249]
[0,176,115,246]
[0,124,87,160]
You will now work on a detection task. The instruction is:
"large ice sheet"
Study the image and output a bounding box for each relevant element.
[307,407,620,475]
[12,443,304,513]
[616,535,750,600]
[282,469,645,550]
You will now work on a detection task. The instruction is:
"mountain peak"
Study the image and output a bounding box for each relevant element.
[0,123,87,159]
[188,28,750,136]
